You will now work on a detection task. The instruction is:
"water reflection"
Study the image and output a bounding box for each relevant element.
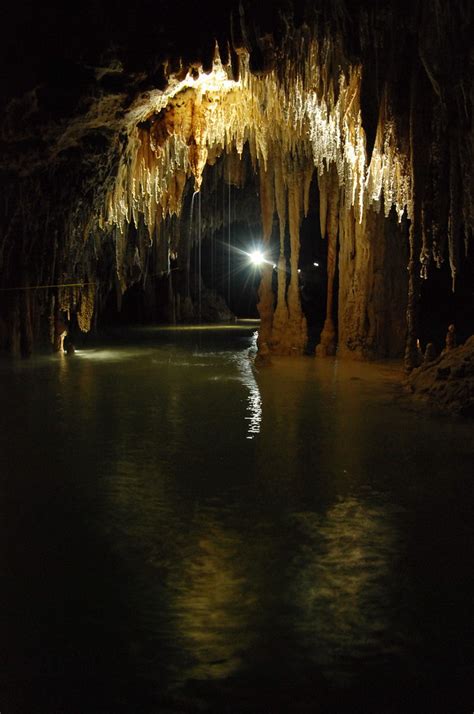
[290,495,409,684]
[2,327,474,713]
[169,513,256,681]
[236,347,262,439]
[245,382,262,439]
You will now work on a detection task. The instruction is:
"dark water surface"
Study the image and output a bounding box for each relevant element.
[1,324,473,713]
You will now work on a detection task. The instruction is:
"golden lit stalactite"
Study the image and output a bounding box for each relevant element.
[115,223,128,298]
[106,57,244,238]
[256,161,275,350]
[188,89,208,192]
[173,170,187,216]
[271,156,289,350]
[316,166,340,357]
[77,282,96,333]
[365,87,412,222]
[58,284,81,321]
[107,42,412,244]
[318,168,328,241]
[224,148,246,188]
[303,164,314,218]
[102,43,421,358]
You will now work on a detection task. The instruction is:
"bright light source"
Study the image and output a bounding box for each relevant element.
[313,262,319,267]
[298,268,301,274]
[250,250,265,266]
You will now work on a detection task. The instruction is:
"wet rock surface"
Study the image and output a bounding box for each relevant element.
[407,335,474,417]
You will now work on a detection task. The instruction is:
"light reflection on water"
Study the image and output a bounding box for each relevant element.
[168,515,257,682]
[1,325,474,713]
[237,335,263,439]
[290,495,409,682]
[244,382,263,439]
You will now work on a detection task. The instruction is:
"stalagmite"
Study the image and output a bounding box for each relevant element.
[281,166,307,354]
[271,157,289,350]
[256,162,275,349]
[316,166,339,357]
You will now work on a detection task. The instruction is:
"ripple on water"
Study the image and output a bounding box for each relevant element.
[289,493,415,683]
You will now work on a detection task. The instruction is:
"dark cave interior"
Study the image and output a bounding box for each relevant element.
[0,0,472,368]
[2,6,474,714]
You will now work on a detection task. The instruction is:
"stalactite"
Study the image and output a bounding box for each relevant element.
[318,170,328,238]
[224,149,246,188]
[77,283,96,333]
[99,38,425,360]
[107,42,411,249]
[303,164,314,218]
[365,87,412,223]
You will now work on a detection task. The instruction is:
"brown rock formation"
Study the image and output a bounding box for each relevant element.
[0,1,472,361]
[408,335,474,417]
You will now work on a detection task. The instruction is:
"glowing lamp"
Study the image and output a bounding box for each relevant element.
[249,250,265,266]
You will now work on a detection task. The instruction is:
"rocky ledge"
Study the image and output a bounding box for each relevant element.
[407,335,474,417]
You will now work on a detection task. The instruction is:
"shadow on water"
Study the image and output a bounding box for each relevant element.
[1,325,473,712]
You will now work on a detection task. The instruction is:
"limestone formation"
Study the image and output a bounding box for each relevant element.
[0,1,472,364]
[408,336,474,417]
[444,324,457,353]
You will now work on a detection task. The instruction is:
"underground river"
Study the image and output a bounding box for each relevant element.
[1,323,473,713]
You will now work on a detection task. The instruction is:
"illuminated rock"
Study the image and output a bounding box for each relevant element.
[0,1,472,362]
